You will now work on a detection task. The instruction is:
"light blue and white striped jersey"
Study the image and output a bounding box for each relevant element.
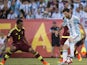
[62,15,81,37]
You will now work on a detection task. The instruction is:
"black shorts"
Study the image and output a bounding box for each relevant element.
[52,37,60,47]
[75,39,84,47]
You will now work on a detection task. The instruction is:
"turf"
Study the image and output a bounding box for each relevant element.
[0,58,87,65]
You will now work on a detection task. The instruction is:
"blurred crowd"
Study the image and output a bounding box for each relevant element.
[0,0,87,19]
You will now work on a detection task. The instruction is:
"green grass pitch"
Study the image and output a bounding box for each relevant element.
[0,58,87,65]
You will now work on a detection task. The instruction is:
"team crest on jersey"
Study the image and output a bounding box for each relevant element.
[15,33,18,35]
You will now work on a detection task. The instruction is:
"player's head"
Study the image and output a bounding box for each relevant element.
[16,19,23,29]
[63,8,71,18]
[52,21,57,27]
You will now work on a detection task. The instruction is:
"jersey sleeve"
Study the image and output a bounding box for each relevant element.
[74,16,80,24]
[62,18,67,27]
[50,27,53,32]
[7,28,15,38]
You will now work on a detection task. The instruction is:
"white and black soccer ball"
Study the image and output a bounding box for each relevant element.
[65,57,73,64]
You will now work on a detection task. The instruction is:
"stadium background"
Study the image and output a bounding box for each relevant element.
[0,19,86,58]
[0,0,87,58]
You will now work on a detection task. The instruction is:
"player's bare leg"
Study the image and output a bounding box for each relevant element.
[58,38,74,65]
[58,44,69,65]
[74,46,82,61]
[51,47,54,57]
[29,48,50,65]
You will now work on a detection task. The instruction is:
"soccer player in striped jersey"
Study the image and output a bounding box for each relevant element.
[58,8,85,65]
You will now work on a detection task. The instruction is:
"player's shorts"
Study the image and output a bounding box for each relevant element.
[12,41,31,52]
[52,36,60,47]
[64,35,81,47]
[75,38,84,47]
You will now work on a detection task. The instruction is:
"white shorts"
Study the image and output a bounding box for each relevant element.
[64,35,81,47]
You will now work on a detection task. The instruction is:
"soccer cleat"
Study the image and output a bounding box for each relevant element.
[0,59,5,65]
[58,58,63,63]
[77,53,82,61]
[58,62,66,65]
[0,62,4,65]
[42,61,50,65]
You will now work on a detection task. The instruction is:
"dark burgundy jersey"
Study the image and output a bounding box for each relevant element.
[7,27,25,43]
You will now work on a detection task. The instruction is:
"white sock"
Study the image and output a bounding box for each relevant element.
[70,43,74,57]
[63,50,68,62]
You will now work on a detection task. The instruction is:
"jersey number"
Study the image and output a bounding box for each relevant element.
[18,35,20,40]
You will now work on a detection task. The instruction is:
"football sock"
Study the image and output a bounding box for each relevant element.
[63,50,68,62]
[1,50,13,64]
[34,52,44,62]
[70,43,74,57]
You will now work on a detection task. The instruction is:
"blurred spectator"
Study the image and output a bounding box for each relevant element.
[0,5,9,19]
[43,10,51,19]
[47,0,58,12]
[15,0,22,16]
[10,0,16,12]
[1,6,9,19]
[81,0,87,7]
[35,9,43,19]
[83,6,87,18]
[18,9,25,19]
[30,0,38,14]
[52,8,63,19]
[20,1,31,15]
[38,0,46,13]
[1,10,7,19]
[26,11,35,19]
[0,0,87,19]
[0,3,4,10]
[79,3,85,18]
[73,0,80,12]
[79,3,84,11]
[7,9,17,19]
[7,0,12,9]
[0,10,3,18]
[64,1,71,9]
[58,0,64,13]
[73,7,81,18]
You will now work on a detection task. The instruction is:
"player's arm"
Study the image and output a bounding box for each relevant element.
[4,29,13,45]
[50,28,55,33]
[59,26,64,32]
[23,36,29,44]
[22,29,29,45]
[79,23,86,39]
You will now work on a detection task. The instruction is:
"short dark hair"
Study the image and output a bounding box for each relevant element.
[63,8,70,13]
[53,21,56,24]
[16,19,23,24]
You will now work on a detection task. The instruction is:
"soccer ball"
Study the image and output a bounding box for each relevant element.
[0,62,4,65]
[65,57,73,64]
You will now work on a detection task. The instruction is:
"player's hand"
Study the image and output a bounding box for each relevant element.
[55,31,58,37]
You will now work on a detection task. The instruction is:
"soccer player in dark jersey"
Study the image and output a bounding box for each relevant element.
[0,19,50,65]
[74,24,86,61]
